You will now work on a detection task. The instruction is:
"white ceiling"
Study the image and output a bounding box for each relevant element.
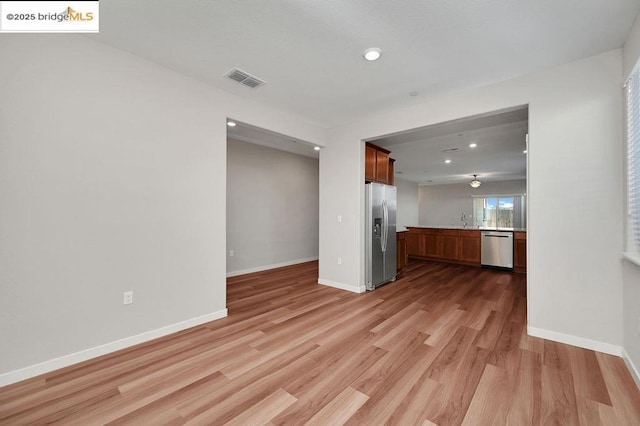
[92,0,640,128]
[372,107,528,185]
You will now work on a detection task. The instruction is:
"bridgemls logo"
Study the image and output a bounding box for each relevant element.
[0,1,100,33]
[67,6,93,21]
[37,7,94,23]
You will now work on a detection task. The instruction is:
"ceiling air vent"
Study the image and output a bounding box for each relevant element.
[224,68,265,89]
[442,148,460,153]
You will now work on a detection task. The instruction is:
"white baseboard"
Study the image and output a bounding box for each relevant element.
[318,278,366,294]
[622,348,640,390]
[0,309,228,388]
[527,326,622,356]
[227,257,318,278]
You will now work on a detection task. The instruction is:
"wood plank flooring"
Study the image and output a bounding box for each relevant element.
[1,260,639,425]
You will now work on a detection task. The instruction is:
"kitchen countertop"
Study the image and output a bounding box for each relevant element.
[403,225,526,232]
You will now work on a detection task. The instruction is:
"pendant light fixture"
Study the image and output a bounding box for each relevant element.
[470,174,481,188]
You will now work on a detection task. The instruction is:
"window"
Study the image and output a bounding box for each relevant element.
[626,67,640,252]
[472,195,526,229]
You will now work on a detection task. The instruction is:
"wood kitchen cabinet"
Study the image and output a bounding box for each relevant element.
[514,231,527,273]
[406,227,481,267]
[365,144,377,181]
[439,230,459,261]
[421,229,439,258]
[365,142,394,184]
[458,230,481,264]
[397,231,408,274]
[406,231,422,256]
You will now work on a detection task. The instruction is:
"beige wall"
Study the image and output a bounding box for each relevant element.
[226,139,319,275]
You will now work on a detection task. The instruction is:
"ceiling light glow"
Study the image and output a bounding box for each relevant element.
[445,159,451,164]
[314,146,321,151]
[523,149,528,154]
[227,120,236,127]
[363,48,382,61]
[469,143,477,148]
[470,175,481,188]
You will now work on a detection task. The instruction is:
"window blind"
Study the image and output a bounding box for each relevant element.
[627,68,640,250]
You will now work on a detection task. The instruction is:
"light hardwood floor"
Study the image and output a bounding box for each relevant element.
[1,260,639,425]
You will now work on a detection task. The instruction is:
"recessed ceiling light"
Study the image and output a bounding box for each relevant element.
[469,143,477,148]
[227,120,236,127]
[314,146,321,151]
[409,91,419,97]
[445,159,451,164]
[363,48,382,61]
[523,149,528,154]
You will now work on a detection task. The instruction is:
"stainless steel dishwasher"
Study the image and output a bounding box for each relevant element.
[481,231,514,270]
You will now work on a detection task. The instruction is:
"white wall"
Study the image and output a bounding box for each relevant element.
[418,180,526,227]
[395,178,419,230]
[0,35,325,384]
[622,12,640,385]
[226,139,319,275]
[319,49,624,353]
[624,12,640,79]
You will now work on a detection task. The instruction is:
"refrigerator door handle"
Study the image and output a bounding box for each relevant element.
[382,199,388,252]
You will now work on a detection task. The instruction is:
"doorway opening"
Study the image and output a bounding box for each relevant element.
[225,120,320,309]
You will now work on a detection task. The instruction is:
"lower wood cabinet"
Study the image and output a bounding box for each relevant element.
[406,227,481,266]
[459,230,481,264]
[422,229,439,257]
[514,231,527,273]
[439,230,459,261]
[397,231,408,274]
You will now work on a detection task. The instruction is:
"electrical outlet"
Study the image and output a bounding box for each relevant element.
[229,250,234,257]
[337,257,342,265]
[123,291,133,305]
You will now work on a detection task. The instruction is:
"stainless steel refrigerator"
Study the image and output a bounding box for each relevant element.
[365,182,397,291]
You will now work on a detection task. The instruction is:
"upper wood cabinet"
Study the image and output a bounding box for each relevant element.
[365,144,377,181]
[365,142,394,185]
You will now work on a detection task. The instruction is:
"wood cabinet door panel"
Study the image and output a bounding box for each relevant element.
[459,236,481,263]
[375,151,390,184]
[423,234,439,257]
[406,233,421,256]
[439,235,459,260]
[397,233,408,272]
[365,145,376,181]
[514,232,527,272]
